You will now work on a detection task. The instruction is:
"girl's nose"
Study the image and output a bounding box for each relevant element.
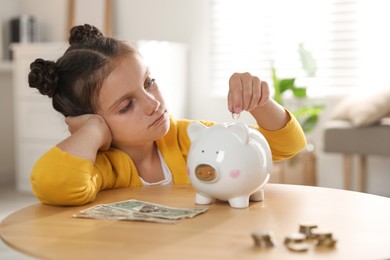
[142,93,160,115]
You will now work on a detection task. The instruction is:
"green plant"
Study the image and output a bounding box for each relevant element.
[272,44,325,134]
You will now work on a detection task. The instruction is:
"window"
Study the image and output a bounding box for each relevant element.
[210,0,389,96]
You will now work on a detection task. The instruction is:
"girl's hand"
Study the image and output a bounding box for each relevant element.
[227,72,270,114]
[64,114,112,151]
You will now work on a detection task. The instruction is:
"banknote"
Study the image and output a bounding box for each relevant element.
[73,199,208,224]
[106,199,208,220]
[73,204,178,223]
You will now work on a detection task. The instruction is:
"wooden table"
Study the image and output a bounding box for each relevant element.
[1,184,390,259]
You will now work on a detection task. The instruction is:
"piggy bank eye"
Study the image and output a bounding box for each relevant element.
[216,151,219,154]
[201,150,205,153]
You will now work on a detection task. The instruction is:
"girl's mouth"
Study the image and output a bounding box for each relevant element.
[149,110,167,128]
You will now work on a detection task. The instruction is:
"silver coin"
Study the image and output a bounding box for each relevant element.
[315,237,337,248]
[232,112,240,119]
[299,223,318,238]
[286,242,310,252]
[311,228,333,241]
[251,230,274,249]
[284,232,306,244]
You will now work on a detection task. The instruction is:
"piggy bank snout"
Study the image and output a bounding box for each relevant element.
[195,164,217,182]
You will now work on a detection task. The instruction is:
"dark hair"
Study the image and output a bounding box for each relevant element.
[28,24,137,117]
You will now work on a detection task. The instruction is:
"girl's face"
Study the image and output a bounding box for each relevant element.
[97,54,169,149]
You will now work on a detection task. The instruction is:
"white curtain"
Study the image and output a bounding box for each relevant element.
[210,0,390,96]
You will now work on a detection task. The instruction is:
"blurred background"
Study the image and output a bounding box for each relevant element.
[1,0,390,258]
[1,0,390,214]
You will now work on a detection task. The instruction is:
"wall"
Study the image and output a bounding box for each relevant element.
[0,1,18,182]
[114,0,209,119]
[0,0,68,184]
[0,0,19,59]
[18,0,68,42]
[1,0,68,56]
[0,70,13,183]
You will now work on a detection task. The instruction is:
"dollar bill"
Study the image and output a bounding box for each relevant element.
[73,199,208,224]
[106,199,208,220]
[73,204,178,224]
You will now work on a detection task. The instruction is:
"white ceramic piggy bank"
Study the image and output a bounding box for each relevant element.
[187,122,273,208]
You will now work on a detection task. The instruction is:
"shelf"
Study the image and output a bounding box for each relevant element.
[0,61,12,72]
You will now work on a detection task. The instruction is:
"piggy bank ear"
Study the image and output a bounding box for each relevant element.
[187,122,208,142]
[228,123,249,144]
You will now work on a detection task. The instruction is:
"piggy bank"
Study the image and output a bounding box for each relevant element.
[187,122,272,208]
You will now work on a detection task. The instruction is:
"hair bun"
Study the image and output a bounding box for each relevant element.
[28,58,58,98]
[68,24,104,45]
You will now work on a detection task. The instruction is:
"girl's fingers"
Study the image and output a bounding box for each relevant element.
[241,73,253,111]
[228,72,270,113]
[228,73,243,113]
[258,81,270,106]
[246,76,262,111]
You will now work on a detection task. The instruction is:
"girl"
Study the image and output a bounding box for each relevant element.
[28,24,306,206]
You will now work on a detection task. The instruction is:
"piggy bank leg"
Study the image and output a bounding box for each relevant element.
[249,189,264,202]
[228,196,250,208]
[195,192,214,205]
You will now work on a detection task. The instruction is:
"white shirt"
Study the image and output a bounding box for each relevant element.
[140,149,172,186]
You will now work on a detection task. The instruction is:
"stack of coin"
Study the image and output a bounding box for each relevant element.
[251,224,337,253]
[299,223,318,239]
[284,232,310,252]
[251,230,274,249]
[311,228,337,248]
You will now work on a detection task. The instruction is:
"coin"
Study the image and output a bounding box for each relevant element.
[232,112,240,119]
[311,228,333,241]
[284,232,310,252]
[139,205,167,213]
[315,237,337,248]
[311,228,336,248]
[251,230,274,249]
[286,242,310,252]
[299,223,318,238]
[284,232,306,244]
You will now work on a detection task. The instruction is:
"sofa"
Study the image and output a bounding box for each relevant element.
[323,89,390,192]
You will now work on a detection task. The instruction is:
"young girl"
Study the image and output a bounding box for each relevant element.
[28,24,306,206]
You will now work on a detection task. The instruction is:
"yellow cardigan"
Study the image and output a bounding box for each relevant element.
[31,114,306,206]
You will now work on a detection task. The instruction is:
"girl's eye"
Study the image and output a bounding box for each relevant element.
[119,101,132,114]
[145,78,156,89]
